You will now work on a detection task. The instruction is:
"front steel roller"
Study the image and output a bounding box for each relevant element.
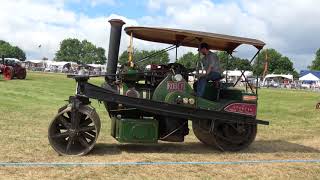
[48,104,101,156]
[192,119,257,151]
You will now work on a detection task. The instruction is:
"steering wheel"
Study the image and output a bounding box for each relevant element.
[168,63,186,74]
[167,63,189,80]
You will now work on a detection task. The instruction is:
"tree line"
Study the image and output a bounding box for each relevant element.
[118,48,299,77]
[0,40,26,60]
[55,38,106,64]
[2,38,320,78]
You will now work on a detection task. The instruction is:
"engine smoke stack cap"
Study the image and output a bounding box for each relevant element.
[108,19,126,26]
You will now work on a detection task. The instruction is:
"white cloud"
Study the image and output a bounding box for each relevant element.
[0,0,319,70]
[90,0,116,7]
[0,0,138,60]
[143,0,320,70]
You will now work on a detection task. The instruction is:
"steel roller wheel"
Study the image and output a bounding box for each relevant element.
[3,66,13,80]
[192,119,217,146]
[192,119,257,151]
[48,104,101,156]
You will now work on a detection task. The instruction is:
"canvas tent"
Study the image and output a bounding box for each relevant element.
[46,61,78,72]
[262,74,293,87]
[223,70,253,83]
[299,70,320,82]
[25,59,47,70]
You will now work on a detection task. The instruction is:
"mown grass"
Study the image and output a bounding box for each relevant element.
[0,72,319,179]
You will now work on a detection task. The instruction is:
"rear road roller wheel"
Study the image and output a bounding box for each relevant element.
[192,119,257,151]
[48,104,101,156]
[192,119,217,147]
[16,68,26,79]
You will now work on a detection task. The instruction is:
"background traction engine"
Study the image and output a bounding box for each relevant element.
[0,57,27,80]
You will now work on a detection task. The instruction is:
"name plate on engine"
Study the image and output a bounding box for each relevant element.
[167,81,185,92]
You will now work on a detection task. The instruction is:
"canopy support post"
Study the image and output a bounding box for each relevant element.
[226,52,231,84]
[255,49,262,95]
[175,43,178,61]
[232,49,261,94]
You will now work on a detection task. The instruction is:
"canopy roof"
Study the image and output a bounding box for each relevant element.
[4,58,21,62]
[125,26,265,52]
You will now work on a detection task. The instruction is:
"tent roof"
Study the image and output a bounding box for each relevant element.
[222,70,253,77]
[25,59,45,64]
[48,61,76,66]
[300,70,320,78]
[264,74,293,81]
[299,73,320,81]
[125,26,265,52]
[87,64,104,68]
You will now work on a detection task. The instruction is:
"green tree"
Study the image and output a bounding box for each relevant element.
[217,51,229,71]
[119,49,169,68]
[80,40,98,64]
[253,48,297,77]
[55,38,106,64]
[308,48,320,71]
[217,51,252,71]
[55,38,82,63]
[231,58,252,71]
[0,40,26,60]
[96,47,107,64]
[176,52,199,69]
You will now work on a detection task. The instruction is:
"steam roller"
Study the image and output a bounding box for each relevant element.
[48,19,269,155]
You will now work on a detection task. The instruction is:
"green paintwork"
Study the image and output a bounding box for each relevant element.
[163,91,221,110]
[202,82,220,101]
[220,88,243,101]
[151,75,234,111]
[164,91,195,108]
[111,117,158,143]
[196,97,223,110]
[152,75,193,102]
[121,67,142,82]
[121,83,129,95]
[111,73,257,144]
[202,82,245,102]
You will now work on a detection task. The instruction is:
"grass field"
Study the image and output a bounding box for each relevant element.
[0,72,319,179]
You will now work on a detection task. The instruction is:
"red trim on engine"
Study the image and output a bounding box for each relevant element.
[224,103,257,116]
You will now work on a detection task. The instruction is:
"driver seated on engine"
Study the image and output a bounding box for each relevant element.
[196,42,222,97]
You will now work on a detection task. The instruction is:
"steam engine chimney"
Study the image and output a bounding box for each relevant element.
[106,19,125,82]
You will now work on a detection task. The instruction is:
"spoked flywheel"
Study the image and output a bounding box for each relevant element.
[192,119,257,151]
[48,104,101,156]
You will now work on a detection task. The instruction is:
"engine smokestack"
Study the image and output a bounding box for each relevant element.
[106,19,125,82]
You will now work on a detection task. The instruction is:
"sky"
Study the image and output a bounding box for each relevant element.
[0,0,319,71]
